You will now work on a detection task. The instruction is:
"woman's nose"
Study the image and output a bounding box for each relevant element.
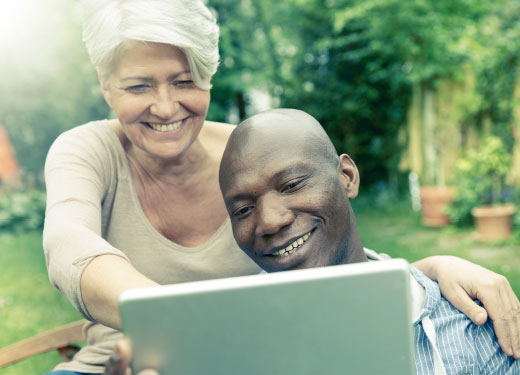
[150,87,177,119]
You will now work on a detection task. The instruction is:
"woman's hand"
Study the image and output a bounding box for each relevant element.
[104,338,158,375]
[413,255,520,358]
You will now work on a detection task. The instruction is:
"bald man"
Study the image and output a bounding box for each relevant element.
[218,108,519,375]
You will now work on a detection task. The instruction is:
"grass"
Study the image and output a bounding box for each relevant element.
[1,202,519,374]
[353,199,520,296]
[0,231,82,375]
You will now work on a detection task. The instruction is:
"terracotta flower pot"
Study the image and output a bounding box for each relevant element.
[471,204,516,242]
[419,186,455,227]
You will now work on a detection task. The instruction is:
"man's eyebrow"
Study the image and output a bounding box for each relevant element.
[224,192,253,205]
[270,163,312,181]
[224,162,312,202]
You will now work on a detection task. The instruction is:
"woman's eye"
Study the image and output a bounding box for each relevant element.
[125,85,149,92]
[233,205,253,218]
[172,80,194,87]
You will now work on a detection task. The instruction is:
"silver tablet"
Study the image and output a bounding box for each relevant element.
[119,259,415,375]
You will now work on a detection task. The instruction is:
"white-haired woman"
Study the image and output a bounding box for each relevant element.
[42,1,520,374]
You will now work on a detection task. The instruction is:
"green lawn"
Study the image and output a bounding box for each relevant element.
[353,201,520,296]
[1,203,519,374]
[0,231,82,375]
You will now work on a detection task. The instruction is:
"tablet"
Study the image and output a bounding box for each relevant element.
[119,259,415,375]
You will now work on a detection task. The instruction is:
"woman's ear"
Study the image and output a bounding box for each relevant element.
[337,154,360,198]
[98,73,114,109]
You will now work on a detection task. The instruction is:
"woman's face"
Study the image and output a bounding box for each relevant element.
[101,42,210,161]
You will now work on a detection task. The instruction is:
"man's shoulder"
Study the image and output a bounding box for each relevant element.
[363,248,391,260]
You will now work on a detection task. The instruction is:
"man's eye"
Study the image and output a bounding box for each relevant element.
[233,205,253,218]
[281,178,304,192]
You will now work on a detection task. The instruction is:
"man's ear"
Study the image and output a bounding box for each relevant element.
[337,154,360,198]
[98,73,114,109]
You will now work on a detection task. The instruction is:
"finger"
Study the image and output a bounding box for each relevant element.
[491,314,514,357]
[502,289,520,359]
[105,339,133,375]
[104,351,126,375]
[500,288,520,359]
[512,318,520,359]
[478,287,515,357]
[510,301,520,359]
[116,338,133,364]
[441,283,488,325]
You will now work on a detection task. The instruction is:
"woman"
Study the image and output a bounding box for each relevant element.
[43,1,519,374]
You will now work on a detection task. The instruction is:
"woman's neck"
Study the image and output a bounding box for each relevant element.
[126,138,210,187]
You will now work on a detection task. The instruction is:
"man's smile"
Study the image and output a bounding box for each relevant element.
[268,230,313,257]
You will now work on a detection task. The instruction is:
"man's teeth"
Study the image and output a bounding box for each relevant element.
[272,232,311,257]
[149,120,182,132]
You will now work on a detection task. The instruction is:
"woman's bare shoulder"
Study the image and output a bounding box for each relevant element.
[204,120,236,136]
[199,121,237,160]
[200,120,236,145]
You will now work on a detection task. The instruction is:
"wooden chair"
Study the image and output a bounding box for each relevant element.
[0,320,87,368]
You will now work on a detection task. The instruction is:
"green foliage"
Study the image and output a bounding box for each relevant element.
[269,0,412,186]
[332,0,488,85]
[0,189,46,232]
[2,0,520,192]
[460,0,520,142]
[447,136,515,225]
[211,0,496,188]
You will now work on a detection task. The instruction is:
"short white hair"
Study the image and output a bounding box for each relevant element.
[80,0,219,90]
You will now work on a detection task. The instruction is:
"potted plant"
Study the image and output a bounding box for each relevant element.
[447,136,516,241]
[411,83,458,227]
[419,185,455,227]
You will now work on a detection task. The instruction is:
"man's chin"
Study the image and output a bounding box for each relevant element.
[257,255,319,273]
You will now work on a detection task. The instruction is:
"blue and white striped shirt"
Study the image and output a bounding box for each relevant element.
[410,266,519,375]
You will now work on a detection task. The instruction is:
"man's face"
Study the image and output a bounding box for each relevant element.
[220,127,359,272]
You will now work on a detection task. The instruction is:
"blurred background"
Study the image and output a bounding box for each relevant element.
[1,0,520,373]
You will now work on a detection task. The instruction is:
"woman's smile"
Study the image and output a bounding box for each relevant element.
[146,119,184,132]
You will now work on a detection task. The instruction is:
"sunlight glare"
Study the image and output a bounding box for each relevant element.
[0,0,71,72]
[0,0,35,49]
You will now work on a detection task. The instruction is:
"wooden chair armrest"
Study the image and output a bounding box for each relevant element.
[0,320,87,368]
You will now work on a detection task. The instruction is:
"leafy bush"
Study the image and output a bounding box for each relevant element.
[447,136,515,225]
[0,189,46,232]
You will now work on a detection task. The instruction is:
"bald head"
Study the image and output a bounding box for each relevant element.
[219,109,339,192]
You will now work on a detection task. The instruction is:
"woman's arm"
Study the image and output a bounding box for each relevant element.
[81,255,158,330]
[413,256,520,358]
[44,125,157,329]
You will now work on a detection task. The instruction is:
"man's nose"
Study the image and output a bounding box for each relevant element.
[255,194,295,237]
[150,86,177,119]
